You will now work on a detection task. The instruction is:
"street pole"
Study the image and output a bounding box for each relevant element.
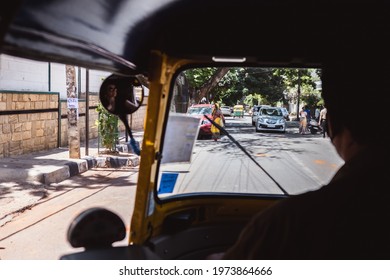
[85,69,90,156]
[295,69,301,121]
[66,65,80,159]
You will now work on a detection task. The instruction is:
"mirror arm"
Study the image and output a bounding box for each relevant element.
[119,114,141,156]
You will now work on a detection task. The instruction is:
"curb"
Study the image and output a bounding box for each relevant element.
[0,154,140,227]
[40,154,140,185]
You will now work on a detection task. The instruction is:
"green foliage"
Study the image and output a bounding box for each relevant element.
[96,103,119,152]
[183,67,320,108]
[211,68,245,105]
[275,68,321,110]
[274,68,316,89]
[184,67,288,106]
[301,93,321,111]
[244,68,286,105]
[185,68,217,88]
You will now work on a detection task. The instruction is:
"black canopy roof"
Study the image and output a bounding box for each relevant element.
[1,0,388,75]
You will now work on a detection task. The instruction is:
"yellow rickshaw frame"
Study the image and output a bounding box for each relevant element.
[128,52,279,245]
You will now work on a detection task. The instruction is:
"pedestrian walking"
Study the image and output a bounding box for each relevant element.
[211,104,224,141]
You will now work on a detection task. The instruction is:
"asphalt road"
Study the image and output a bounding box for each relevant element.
[159,115,343,198]
[0,167,138,260]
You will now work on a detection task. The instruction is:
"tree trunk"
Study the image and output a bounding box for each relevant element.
[66,65,80,158]
[197,67,230,103]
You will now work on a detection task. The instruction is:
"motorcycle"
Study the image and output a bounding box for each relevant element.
[307,119,323,134]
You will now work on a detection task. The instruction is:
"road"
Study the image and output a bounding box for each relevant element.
[0,168,138,260]
[159,115,343,197]
[0,114,343,260]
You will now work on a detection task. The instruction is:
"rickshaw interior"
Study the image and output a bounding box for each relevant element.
[0,0,387,260]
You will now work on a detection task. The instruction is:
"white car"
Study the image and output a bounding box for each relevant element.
[255,106,286,133]
[220,105,232,116]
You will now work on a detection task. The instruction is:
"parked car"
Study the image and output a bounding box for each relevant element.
[255,106,286,133]
[187,104,225,139]
[220,105,232,116]
[187,104,213,139]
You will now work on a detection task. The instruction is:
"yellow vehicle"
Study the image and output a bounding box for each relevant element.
[233,104,244,118]
[0,0,387,263]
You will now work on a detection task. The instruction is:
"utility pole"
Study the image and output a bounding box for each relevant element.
[85,69,90,156]
[66,65,80,158]
[295,69,301,121]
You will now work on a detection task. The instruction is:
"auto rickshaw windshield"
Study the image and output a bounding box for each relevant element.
[155,66,339,201]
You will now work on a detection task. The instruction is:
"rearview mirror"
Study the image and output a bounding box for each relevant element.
[99,74,144,115]
[99,74,145,155]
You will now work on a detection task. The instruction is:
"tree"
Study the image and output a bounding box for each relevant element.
[211,68,245,105]
[183,67,318,110]
[242,68,286,105]
[275,68,319,116]
[184,67,287,106]
[185,67,230,103]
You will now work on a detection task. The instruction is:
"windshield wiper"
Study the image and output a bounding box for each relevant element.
[204,114,289,196]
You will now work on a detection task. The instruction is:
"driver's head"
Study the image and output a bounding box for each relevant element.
[322,43,390,145]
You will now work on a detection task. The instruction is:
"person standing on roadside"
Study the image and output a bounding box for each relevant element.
[299,106,307,134]
[304,106,311,122]
[315,106,321,122]
[319,105,327,138]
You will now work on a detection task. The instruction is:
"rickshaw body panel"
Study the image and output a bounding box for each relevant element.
[233,105,244,118]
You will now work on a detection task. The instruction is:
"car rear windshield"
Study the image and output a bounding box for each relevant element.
[260,108,282,116]
[187,107,212,115]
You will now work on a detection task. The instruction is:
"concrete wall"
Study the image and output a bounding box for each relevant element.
[0,91,59,157]
[0,90,146,158]
[0,54,111,98]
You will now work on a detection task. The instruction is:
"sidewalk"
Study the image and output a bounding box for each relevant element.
[0,130,143,226]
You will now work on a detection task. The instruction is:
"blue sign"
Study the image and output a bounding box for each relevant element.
[158,173,179,194]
